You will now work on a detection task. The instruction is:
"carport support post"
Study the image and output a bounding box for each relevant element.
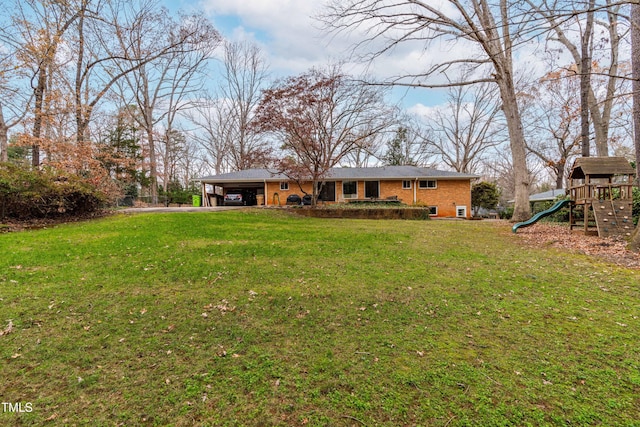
[201,182,208,207]
[264,181,268,206]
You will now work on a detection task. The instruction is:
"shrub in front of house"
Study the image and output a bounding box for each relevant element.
[293,203,430,220]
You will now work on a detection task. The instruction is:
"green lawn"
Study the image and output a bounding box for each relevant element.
[1,210,639,426]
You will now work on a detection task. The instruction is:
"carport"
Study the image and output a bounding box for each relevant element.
[196,169,287,207]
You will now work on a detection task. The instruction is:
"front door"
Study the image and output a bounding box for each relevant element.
[365,181,379,199]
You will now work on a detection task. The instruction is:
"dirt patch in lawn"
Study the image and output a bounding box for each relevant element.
[516,223,640,269]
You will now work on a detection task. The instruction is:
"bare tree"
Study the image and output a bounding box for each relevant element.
[323,0,535,221]
[187,93,233,174]
[188,41,270,175]
[112,7,220,203]
[421,79,505,174]
[219,40,271,171]
[177,137,207,189]
[522,69,583,189]
[528,0,629,157]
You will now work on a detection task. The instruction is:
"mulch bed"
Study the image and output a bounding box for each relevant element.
[515,222,640,269]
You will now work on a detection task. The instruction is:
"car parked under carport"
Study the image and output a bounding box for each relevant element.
[223,188,257,206]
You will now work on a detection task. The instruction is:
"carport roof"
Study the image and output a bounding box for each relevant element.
[197,166,478,183]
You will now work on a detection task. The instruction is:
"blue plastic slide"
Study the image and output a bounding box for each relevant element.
[512,199,571,233]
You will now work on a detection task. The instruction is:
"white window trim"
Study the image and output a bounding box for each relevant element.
[402,180,412,189]
[280,182,289,191]
[429,206,438,216]
[456,206,467,218]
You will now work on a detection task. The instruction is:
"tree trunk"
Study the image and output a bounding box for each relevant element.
[0,106,8,163]
[498,78,531,222]
[146,126,158,205]
[555,162,565,190]
[580,1,595,158]
[631,5,640,252]
[31,67,47,167]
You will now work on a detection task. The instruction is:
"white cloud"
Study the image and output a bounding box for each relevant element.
[199,0,328,72]
[193,0,623,109]
[198,0,456,81]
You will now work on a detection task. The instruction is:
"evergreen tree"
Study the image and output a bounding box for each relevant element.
[382,127,416,166]
[97,114,146,197]
[471,182,501,217]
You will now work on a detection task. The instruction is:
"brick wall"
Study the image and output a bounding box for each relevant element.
[264,179,473,218]
[265,181,314,205]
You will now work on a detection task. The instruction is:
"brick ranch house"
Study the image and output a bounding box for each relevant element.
[197,166,478,218]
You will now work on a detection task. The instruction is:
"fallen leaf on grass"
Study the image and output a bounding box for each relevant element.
[0,320,13,336]
[203,300,236,314]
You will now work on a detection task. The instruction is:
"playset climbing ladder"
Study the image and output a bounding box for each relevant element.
[568,157,635,238]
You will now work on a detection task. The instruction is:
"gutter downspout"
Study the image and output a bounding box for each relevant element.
[414,178,418,205]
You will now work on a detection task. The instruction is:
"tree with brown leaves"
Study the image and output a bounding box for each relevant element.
[252,66,395,205]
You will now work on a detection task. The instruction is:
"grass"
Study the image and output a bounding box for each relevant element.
[1,209,639,426]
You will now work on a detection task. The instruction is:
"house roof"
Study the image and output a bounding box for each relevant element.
[507,188,567,204]
[196,166,479,183]
[529,188,567,202]
[568,157,635,180]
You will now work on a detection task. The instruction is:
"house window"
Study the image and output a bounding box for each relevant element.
[402,180,412,189]
[456,206,467,218]
[419,180,437,189]
[342,181,357,199]
[429,206,438,216]
[280,182,289,191]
